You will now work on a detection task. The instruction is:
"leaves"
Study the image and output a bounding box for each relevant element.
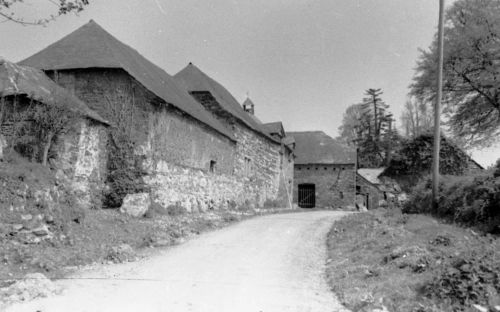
[410,0,500,148]
[0,0,89,25]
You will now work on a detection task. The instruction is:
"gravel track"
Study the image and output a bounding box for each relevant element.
[5,211,351,312]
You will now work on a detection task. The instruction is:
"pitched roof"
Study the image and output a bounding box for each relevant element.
[19,20,234,141]
[357,168,385,185]
[174,63,279,144]
[263,121,285,136]
[0,58,108,124]
[286,131,356,164]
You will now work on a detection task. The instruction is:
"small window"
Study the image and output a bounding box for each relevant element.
[324,167,327,170]
[315,167,318,170]
[244,157,252,176]
[339,191,344,199]
[210,160,216,173]
[307,167,310,170]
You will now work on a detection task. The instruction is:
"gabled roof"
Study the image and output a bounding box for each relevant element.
[357,168,385,185]
[19,20,234,141]
[0,58,107,125]
[263,121,285,137]
[286,131,356,165]
[174,63,279,144]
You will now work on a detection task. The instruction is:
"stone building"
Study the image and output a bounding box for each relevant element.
[20,20,293,212]
[174,64,294,207]
[356,168,385,210]
[287,131,356,209]
[0,58,109,209]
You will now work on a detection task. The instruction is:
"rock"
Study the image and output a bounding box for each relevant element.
[31,224,50,236]
[2,273,59,303]
[106,243,135,263]
[20,214,33,221]
[0,134,6,160]
[44,214,55,224]
[120,193,151,217]
[11,224,24,232]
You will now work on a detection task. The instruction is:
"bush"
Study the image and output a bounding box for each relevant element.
[424,255,500,309]
[165,203,187,216]
[403,173,500,233]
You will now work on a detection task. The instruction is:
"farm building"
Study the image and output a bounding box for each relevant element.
[19,20,293,212]
[287,131,356,209]
[0,58,109,209]
[174,63,294,207]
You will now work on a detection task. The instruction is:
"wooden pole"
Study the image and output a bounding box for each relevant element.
[432,0,446,210]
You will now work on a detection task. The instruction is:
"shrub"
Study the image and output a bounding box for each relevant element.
[166,203,187,216]
[424,255,500,309]
[403,173,500,233]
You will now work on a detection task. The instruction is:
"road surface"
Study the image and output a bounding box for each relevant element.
[6,211,351,312]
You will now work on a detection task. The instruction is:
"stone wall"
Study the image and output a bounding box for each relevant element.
[293,164,356,209]
[188,92,288,207]
[276,146,294,207]
[356,174,381,210]
[54,119,108,209]
[49,68,290,211]
[52,68,236,173]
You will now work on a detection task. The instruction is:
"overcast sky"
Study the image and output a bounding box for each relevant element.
[1,0,498,166]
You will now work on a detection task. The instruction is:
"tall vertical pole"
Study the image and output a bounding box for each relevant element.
[432,0,446,209]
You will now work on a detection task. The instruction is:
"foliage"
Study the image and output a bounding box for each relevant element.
[165,203,187,217]
[403,172,500,233]
[383,133,471,178]
[400,97,434,138]
[30,103,77,166]
[2,96,77,166]
[424,254,500,311]
[0,0,89,25]
[338,88,399,167]
[326,207,500,312]
[337,103,363,146]
[102,88,147,208]
[410,0,500,148]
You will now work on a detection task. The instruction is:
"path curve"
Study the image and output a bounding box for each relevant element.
[6,211,351,312]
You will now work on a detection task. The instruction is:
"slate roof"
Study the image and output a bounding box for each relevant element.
[357,168,385,185]
[174,63,280,144]
[19,20,234,141]
[286,131,356,165]
[0,58,108,124]
[263,121,285,136]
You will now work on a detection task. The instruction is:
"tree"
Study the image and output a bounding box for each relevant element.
[410,0,500,148]
[338,88,398,167]
[30,103,76,166]
[400,97,434,138]
[0,0,89,25]
[337,103,363,146]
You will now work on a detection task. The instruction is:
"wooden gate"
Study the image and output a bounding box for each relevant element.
[298,184,315,208]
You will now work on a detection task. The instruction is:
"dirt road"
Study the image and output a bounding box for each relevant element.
[6,211,351,312]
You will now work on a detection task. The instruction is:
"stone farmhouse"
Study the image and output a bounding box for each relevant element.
[18,20,294,212]
[287,131,356,209]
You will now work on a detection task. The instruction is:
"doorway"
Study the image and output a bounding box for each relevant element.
[298,184,315,208]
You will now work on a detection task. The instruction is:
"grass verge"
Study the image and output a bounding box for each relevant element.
[326,208,500,312]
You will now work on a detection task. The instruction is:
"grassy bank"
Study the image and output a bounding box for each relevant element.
[326,208,500,312]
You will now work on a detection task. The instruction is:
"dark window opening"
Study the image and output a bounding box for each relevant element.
[210,160,216,173]
[339,191,344,199]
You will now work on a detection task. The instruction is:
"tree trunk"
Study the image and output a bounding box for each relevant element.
[42,132,54,166]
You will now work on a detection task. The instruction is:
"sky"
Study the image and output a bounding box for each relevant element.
[1,0,498,167]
